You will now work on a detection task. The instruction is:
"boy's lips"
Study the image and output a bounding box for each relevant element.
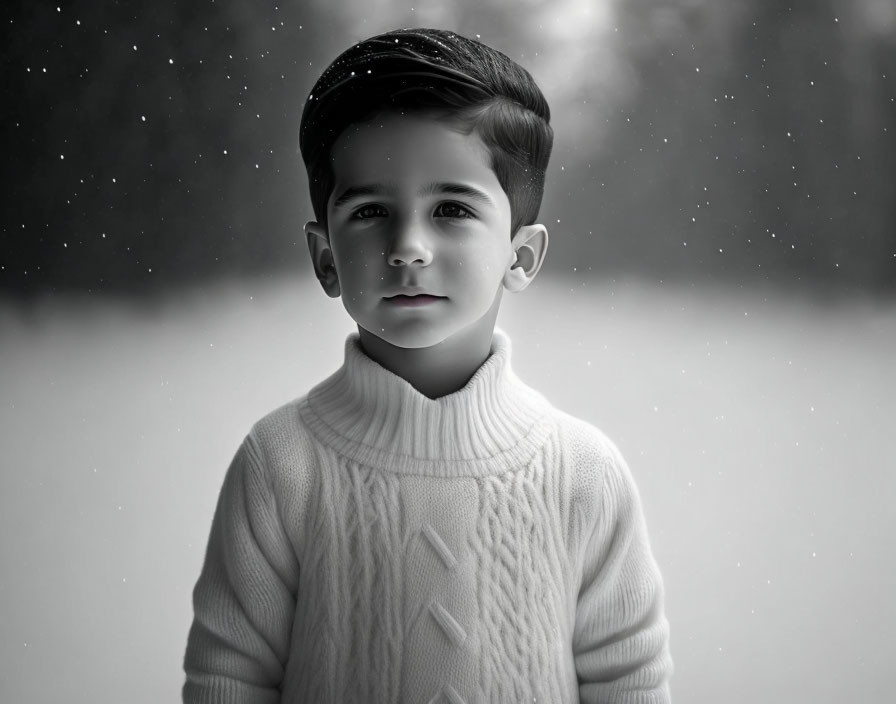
[384,288,445,298]
[384,293,446,306]
[385,284,442,298]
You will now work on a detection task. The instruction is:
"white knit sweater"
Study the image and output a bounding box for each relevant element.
[183,327,673,703]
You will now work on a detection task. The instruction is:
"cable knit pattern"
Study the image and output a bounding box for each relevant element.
[183,327,673,703]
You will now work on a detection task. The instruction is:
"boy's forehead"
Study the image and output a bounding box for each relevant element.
[330,113,490,179]
[327,114,506,212]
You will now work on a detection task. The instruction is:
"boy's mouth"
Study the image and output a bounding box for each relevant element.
[385,294,446,306]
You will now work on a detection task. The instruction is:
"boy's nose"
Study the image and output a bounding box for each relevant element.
[387,222,433,267]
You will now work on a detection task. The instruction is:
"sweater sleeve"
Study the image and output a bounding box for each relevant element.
[183,435,300,704]
[573,442,673,704]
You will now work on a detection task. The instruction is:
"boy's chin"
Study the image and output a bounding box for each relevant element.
[357,322,454,350]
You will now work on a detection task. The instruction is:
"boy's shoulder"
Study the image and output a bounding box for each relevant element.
[240,394,319,476]
[548,405,637,509]
[546,401,628,464]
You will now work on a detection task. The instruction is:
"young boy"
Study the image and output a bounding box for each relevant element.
[183,27,672,703]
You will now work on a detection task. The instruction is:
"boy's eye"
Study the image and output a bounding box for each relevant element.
[352,204,387,220]
[434,202,474,219]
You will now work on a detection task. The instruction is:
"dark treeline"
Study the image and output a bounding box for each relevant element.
[1,0,893,298]
[548,0,896,292]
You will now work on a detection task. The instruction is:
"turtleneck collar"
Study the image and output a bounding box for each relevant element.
[299,326,554,477]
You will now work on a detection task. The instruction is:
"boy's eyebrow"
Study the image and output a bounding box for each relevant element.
[332,181,497,210]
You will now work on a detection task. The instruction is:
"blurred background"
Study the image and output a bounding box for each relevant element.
[1,0,894,702]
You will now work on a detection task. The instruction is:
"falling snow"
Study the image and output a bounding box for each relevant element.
[2,6,894,699]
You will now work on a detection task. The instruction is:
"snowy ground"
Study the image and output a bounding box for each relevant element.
[1,274,893,703]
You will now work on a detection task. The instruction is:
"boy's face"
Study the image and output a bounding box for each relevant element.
[305,111,545,350]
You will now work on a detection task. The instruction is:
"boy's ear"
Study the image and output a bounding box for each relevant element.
[304,220,341,298]
[503,224,549,293]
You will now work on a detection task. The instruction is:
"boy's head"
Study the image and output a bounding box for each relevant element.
[299,28,553,351]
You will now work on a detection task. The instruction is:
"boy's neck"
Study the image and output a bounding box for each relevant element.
[356,313,500,400]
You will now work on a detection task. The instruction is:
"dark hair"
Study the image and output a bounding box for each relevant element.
[299,27,553,237]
